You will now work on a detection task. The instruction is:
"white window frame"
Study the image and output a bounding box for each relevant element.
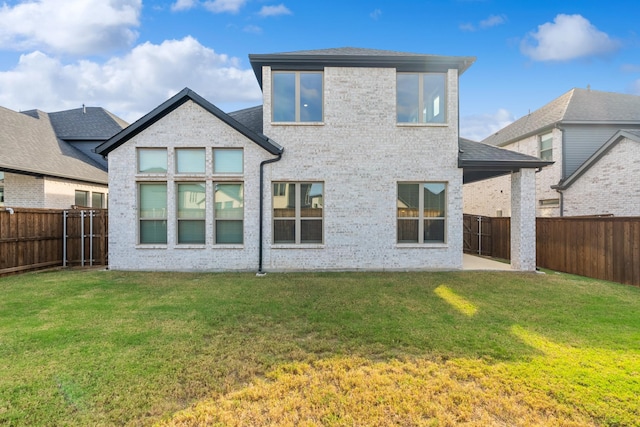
[539,133,553,161]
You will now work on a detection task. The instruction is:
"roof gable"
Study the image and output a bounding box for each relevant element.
[483,88,640,147]
[249,46,475,87]
[96,88,282,156]
[555,129,640,189]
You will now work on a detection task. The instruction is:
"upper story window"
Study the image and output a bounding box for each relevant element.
[176,148,205,174]
[138,148,167,173]
[214,148,243,174]
[539,133,553,161]
[272,71,323,123]
[397,73,446,124]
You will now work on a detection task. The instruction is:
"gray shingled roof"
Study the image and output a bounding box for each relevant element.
[0,106,109,184]
[483,88,640,147]
[555,129,640,189]
[267,47,439,57]
[459,138,552,183]
[48,107,128,140]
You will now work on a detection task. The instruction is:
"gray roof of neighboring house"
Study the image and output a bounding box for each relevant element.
[96,88,283,156]
[554,129,640,190]
[0,106,110,184]
[483,88,640,147]
[249,47,475,87]
[458,138,553,183]
[48,106,128,140]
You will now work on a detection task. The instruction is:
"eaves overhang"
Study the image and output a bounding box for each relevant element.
[249,52,476,88]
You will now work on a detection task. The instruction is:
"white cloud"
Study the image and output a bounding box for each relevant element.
[171,0,197,11]
[479,14,506,29]
[0,37,262,122]
[460,14,506,32]
[460,109,515,142]
[203,0,247,13]
[520,14,620,61]
[370,9,382,20]
[243,25,263,34]
[0,0,141,55]
[258,4,292,17]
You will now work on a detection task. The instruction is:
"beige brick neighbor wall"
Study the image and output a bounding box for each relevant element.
[463,128,562,217]
[563,137,640,216]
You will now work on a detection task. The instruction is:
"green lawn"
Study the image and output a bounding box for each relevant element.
[0,269,638,426]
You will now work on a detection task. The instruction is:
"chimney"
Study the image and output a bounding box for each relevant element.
[82,103,86,114]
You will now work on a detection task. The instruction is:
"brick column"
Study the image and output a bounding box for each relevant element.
[510,169,536,271]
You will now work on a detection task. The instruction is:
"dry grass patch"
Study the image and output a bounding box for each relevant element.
[159,356,594,427]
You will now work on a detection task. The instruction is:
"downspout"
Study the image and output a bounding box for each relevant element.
[258,150,283,275]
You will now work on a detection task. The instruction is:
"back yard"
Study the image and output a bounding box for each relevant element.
[0,269,638,426]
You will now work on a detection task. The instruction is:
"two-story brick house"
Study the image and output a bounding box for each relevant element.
[97,47,548,272]
[464,88,640,217]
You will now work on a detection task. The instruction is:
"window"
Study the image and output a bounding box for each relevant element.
[177,183,206,244]
[92,192,105,208]
[397,183,446,243]
[540,133,553,161]
[0,172,4,206]
[539,198,559,206]
[138,148,167,173]
[75,190,89,207]
[272,71,323,122]
[273,182,323,244]
[176,148,205,174]
[139,183,167,244]
[397,73,446,124]
[214,149,243,174]
[215,183,243,244]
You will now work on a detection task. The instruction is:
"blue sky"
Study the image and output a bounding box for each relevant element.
[0,0,638,140]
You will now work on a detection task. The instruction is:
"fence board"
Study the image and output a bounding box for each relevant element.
[473,215,640,287]
[0,208,108,277]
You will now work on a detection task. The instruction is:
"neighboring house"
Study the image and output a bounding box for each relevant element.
[0,106,126,209]
[464,88,640,217]
[97,47,549,273]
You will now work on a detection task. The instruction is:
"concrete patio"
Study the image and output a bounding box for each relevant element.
[462,254,512,271]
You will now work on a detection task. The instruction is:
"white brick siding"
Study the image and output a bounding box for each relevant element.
[107,66,465,272]
[563,137,640,216]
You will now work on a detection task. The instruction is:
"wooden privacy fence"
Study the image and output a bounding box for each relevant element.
[0,208,108,276]
[464,214,640,287]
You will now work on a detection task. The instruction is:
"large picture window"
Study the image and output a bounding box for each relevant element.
[273,182,323,244]
[272,71,323,122]
[177,183,206,244]
[397,73,446,124]
[397,183,446,243]
[139,183,167,244]
[215,183,243,244]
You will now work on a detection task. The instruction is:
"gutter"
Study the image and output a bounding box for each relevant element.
[257,149,283,275]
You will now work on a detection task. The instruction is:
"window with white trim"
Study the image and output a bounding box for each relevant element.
[397,182,447,243]
[539,133,553,161]
[273,182,323,244]
[272,71,323,122]
[397,73,446,124]
[92,192,105,208]
[75,190,89,207]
